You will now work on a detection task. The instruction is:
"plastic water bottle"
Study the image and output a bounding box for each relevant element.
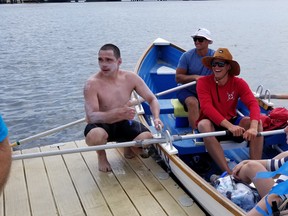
[210,174,220,187]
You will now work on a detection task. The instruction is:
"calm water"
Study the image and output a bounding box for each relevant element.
[1,0,288,148]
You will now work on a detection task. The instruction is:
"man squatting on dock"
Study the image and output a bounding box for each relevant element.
[83,44,163,172]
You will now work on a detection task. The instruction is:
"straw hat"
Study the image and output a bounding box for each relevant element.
[202,48,240,76]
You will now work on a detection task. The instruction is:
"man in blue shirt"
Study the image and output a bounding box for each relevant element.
[0,115,11,193]
[176,28,215,130]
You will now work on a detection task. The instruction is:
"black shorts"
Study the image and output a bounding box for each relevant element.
[84,120,150,142]
[214,116,244,143]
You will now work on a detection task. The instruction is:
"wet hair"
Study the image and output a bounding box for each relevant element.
[99,44,121,59]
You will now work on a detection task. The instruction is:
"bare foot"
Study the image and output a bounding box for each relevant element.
[98,153,112,172]
[124,147,151,159]
[124,147,136,159]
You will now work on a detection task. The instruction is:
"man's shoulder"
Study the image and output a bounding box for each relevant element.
[184,48,197,55]
[120,70,139,80]
[86,73,99,82]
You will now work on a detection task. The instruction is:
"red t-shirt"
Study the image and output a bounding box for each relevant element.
[196,75,260,126]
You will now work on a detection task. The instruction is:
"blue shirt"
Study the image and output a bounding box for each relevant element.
[177,48,215,76]
[176,48,215,96]
[0,116,8,142]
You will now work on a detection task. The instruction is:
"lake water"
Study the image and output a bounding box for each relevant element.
[1,0,288,148]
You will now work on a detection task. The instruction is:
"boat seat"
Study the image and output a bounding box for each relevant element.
[150,64,176,75]
[142,99,189,128]
[171,99,189,128]
[171,99,188,117]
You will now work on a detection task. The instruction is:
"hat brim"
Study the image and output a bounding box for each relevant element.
[202,57,240,76]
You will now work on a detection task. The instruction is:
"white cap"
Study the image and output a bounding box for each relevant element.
[191,28,213,44]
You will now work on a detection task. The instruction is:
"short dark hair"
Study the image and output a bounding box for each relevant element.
[99,44,121,59]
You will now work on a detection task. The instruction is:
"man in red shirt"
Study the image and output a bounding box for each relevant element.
[196,48,263,174]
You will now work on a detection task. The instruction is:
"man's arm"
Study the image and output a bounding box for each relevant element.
[133,75,163,129]
[176,68,201,83]
[0,137,11,193]
[0,115,12,194]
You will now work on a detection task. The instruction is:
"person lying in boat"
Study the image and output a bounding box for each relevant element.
[232,126,288,215]
[175,28,215,131]
[0,115,12,193]
[196,48,263,175]
[83,43,163,172]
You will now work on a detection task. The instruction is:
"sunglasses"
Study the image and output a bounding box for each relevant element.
[193,37,206,43]
[211,61,226,67]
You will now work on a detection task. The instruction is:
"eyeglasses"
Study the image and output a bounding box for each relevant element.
[211,61,226,67]
[193,37,206,43]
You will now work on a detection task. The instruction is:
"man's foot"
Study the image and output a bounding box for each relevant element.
[124,147,136,159]
[98,154,112,172]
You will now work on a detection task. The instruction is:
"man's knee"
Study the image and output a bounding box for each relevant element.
[135,131,153,140]
[198,119,214,132]
[185,96,199,108]
[85,128,108,146]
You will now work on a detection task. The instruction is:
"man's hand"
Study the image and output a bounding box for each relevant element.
[227,125,245,137]
[153,118,164,131]
[243,128,258,141]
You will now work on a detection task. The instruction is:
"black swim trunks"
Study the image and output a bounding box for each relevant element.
[213,116,244,143]
[84,120,150,142]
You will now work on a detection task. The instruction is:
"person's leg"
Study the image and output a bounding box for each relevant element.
[239,117,263,160]
[125,131,153,158]
[236,160,274,198]
[247,194,282,216]
[185,96,199,130]
[0,137,12,193]
[198,119,231,174]
[85,127,111,172]
[273,151,288,159]
[120,121,152,159]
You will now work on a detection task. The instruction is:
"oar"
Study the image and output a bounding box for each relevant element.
[259,94,288,100]
[12,129,228,160]
[11,81,197,147]
[12,128,285,160]
[155,81,197,98]
[10,118,86,147]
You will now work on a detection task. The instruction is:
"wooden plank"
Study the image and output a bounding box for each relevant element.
[139,155,206,216]
[4,151,30,216]
[121,153,189,216]
[76,140,140,216]
[22,147,57,216]
[108,149,167,216]
[40,144,85,216]
[59,142,112,216]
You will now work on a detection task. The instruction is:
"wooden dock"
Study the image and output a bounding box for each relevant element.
[1,140,205,216]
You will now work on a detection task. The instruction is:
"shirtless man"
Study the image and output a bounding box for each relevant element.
[84,44,163,172]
